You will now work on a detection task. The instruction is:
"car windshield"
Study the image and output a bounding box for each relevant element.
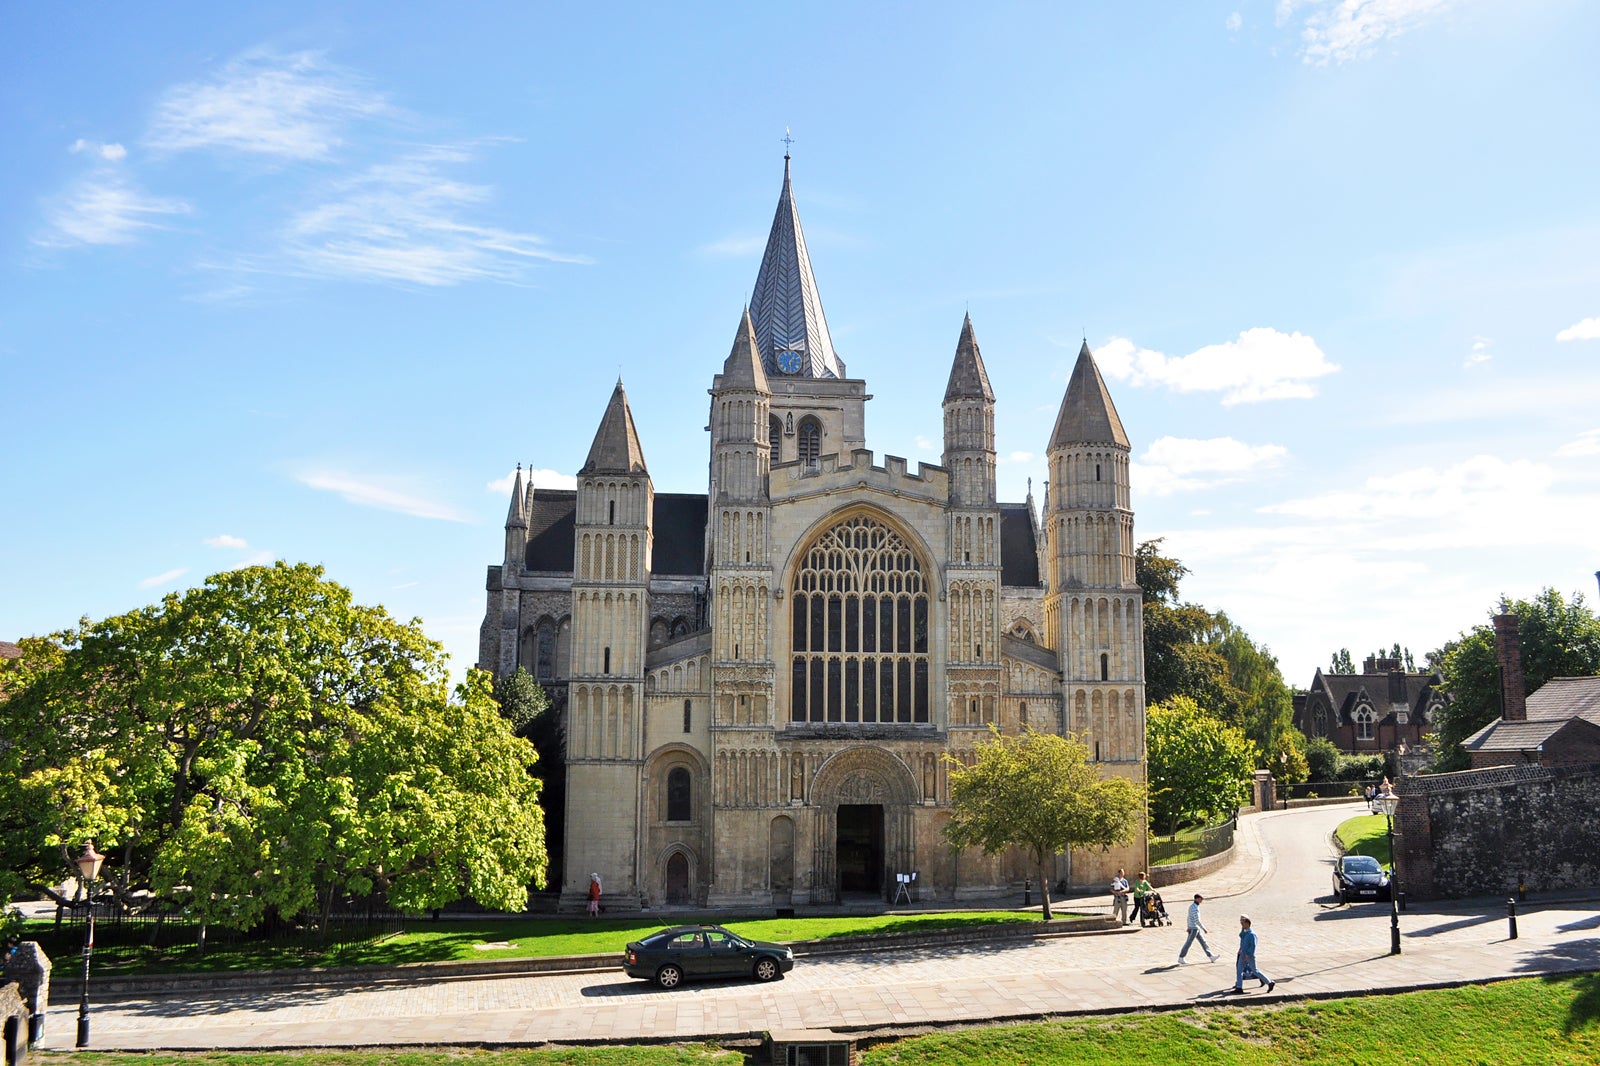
[1344,856,1382,873]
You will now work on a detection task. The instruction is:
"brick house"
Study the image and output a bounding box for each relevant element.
[1296,656,1444,754]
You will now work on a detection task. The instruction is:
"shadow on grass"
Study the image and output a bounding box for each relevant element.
[1504,938,1600,1035]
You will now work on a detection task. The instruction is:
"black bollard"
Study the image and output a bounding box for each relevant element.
[1508,897,1518,940]
[1389,896,1401,955]
[1024,878,1032,907]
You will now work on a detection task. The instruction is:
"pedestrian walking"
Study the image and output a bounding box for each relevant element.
[1178,892,1218,963]
[1111,868,1131,925]
[587,872,602,917]
[1232,914,1275,993]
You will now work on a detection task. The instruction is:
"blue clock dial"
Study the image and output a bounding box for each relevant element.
[778,349,803,375]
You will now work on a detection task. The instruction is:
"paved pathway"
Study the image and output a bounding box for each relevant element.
[42,803,1600,1050]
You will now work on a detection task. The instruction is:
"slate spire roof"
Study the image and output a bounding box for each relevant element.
[505,464,527,527]
[582,379,649,475]
[721,306,771,393]
[748,155,846,380]
[1050,340,1129,449]
[944,313,995,402]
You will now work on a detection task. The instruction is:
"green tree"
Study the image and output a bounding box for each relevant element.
[1329,648,1355,674]
[1146,696,1257,838]
[1,562,548,928]
[494,667,564,888]
[1431,588,1600,771]
[944,728,1143,920]
[1305,735,1342,782]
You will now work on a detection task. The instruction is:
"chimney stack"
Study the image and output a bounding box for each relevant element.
[1492,613,1527,722]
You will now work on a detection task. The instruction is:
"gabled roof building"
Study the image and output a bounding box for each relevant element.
[1297,656,1445,755]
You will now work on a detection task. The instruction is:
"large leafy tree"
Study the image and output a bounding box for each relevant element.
[1431,588,1600,771]
[494,667,564,887]
[0,562,547,928]
[944,728,1143,920]
[1146,696,1257,838]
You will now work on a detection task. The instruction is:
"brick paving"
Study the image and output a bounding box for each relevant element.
[42,803,1600,1050]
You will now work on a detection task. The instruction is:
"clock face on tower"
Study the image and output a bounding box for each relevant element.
[777,349,803,375]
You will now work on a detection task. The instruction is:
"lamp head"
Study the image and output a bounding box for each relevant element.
[1380,794,1400,819]
[75,842,105,883]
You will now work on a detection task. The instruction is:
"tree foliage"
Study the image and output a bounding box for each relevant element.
[1328,644,1416,673]
[1146,696,1257,837]
[0,563,548,928]
[494,667,565,887]
[943,729,1143,920]
[1305,735,1342,782]
[1430,588,1600,771]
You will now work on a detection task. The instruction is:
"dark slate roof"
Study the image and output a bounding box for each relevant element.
[999,503,1040,587]
[1464,716,1600,753]
[1305,666,1445,726]
[523,490,707,576]
[1003,632,1058,672]
[1050,342,1129,449]
[1525,676,1600,723]
[652,494,708,575]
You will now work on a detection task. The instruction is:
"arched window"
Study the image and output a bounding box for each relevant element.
[536,619,557,679]
[1354,706,1375,741]
[682,698,692,733]
[769,416,782,457]
[649,618,670,648]
[1100,652,1109,681]
[790,513,930,724]
[1312,706,1326,737]
[666,767,691,822]
[798,418,821,466]
[1010,622,1036,644]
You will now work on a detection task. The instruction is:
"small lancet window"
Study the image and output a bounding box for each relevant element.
[603,647,612,674]
[683,699,692,733]
[1100,652,1109,681]
[608,500,616,525]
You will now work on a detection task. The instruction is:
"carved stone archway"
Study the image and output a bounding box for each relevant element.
[807,746,920,901]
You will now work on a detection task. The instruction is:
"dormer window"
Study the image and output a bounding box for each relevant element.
[1353,705,1375,741]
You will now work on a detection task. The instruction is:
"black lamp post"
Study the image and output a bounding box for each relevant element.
[74,841,105,1048]
[1380,793,1400,955]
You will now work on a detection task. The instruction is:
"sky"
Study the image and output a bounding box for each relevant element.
[4,1,1598,689]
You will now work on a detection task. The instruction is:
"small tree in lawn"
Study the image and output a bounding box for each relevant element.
[943,728,1144,921]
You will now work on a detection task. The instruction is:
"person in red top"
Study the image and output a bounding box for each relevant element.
[587,873,602,917]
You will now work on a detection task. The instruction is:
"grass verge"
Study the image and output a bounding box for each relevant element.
[1334,813,1392,864]
[38,974,1600,1064]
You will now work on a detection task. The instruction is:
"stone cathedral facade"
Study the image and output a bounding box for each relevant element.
[480,158,1147,909]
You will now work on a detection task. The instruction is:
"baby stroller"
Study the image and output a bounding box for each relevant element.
[1136,891,1171,927]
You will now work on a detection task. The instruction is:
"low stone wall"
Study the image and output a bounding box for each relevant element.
[1396,763,1600,900]
[1147,846,1236,888]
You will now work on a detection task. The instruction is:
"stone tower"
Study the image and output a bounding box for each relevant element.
[563,380,654,906]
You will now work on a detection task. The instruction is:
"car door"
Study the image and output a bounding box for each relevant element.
[703,929,748,977]
[665,930,708,978]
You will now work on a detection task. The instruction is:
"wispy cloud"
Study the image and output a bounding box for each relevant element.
[70,139,127,161]
[203,533,249,549]
[42,175,191,246]
[1135,436,1289,495]
[486,467,577,494]
[1004,451,1035,465]
[1096,328,1339,405]
[139,567,188,589]
[298,470,471,522]
[1286,0,1455,66]
[1226,11,1243,31]
[1557,316,1600,342]
[1464,336,1491,367]
[1556,430,1600,459]
[147,50,388,160]
[285,145,588,286]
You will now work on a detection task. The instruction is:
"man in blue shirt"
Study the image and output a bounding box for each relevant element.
[1233,914,1275,993]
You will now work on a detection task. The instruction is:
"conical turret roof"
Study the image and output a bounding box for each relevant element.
[505,465,527,527]
[582,380,649,475]
[721,306,771,393]
[1050,341,1129,449]
[748,156,846,380]
[944,314,995,402]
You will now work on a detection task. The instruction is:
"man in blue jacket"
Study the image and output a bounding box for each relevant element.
[1233,914,1275,993]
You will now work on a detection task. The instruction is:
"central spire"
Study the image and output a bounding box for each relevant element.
[748,154,846,380]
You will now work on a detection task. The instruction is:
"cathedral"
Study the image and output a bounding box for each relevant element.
[479,157,1147,909]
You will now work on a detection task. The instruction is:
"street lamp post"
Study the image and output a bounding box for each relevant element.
[1380,793,1401,955]
[74,842,105,1048]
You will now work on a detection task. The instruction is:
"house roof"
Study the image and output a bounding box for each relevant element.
[1525,676,1600,723]
[1465,714,1600,754]
[1306,665,1445,725]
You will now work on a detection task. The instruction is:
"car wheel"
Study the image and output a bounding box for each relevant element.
[753,956,780,982]
[656,963,683,989]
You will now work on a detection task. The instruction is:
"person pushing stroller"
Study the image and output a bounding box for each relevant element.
[1132,871,1171,927]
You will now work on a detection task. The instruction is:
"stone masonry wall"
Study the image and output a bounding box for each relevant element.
[1397,763,1600,899]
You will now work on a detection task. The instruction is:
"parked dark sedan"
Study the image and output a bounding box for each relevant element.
[1333,854,1393,903]
[623,924,795,988]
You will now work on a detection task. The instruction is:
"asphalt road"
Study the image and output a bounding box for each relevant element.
[42,802,1600,1049]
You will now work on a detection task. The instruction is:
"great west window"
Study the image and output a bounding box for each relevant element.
[790,513,930,723]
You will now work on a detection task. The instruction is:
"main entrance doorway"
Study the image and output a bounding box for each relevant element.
[837,804,884,895]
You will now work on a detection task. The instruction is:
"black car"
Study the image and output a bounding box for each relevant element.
[1333,854,1393,903]
[623,924,795,988]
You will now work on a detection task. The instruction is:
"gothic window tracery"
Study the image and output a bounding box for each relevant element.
[789,513,930,724]
[798,417,821,466]
[1354,705,1376,741]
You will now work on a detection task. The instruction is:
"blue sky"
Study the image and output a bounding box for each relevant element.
[4,1,1598,686]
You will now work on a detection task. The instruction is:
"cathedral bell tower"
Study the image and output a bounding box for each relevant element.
[564,380,653,907]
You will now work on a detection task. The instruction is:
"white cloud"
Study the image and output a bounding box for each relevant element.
[1134,436,1288,495]
[204,534,249,549]
[1226,11,1243,31]
[1004,451,1035,465]
[285,145,588,286]
[138,567,188,589]
[1556,316,1600,342]
[1464,336,1491,367]
[1295,0,1454,66]
[1096,328,1339,405]
[147,50,388,160]
[486,467,577,494]
[70,139,127,161]
[41,176,192,247]
[1556,430,1600,459]
[914,435,936,453]
[298,471,471,522]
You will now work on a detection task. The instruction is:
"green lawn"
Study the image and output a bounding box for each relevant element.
[24,911,1041,976]
[1335,813,1393,865]
[39,974,1600,1064]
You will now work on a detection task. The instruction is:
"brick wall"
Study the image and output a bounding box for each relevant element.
[1396,763,1600,898]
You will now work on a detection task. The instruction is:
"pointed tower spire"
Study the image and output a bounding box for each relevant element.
[505,464,527,527]
[944,313,995,402]
[748,155,846,379]
[722,306,771,393]
[1050,341,1129,449]
[582,380,649,475]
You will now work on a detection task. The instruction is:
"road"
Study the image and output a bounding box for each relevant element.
[41,802,1600,1049]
